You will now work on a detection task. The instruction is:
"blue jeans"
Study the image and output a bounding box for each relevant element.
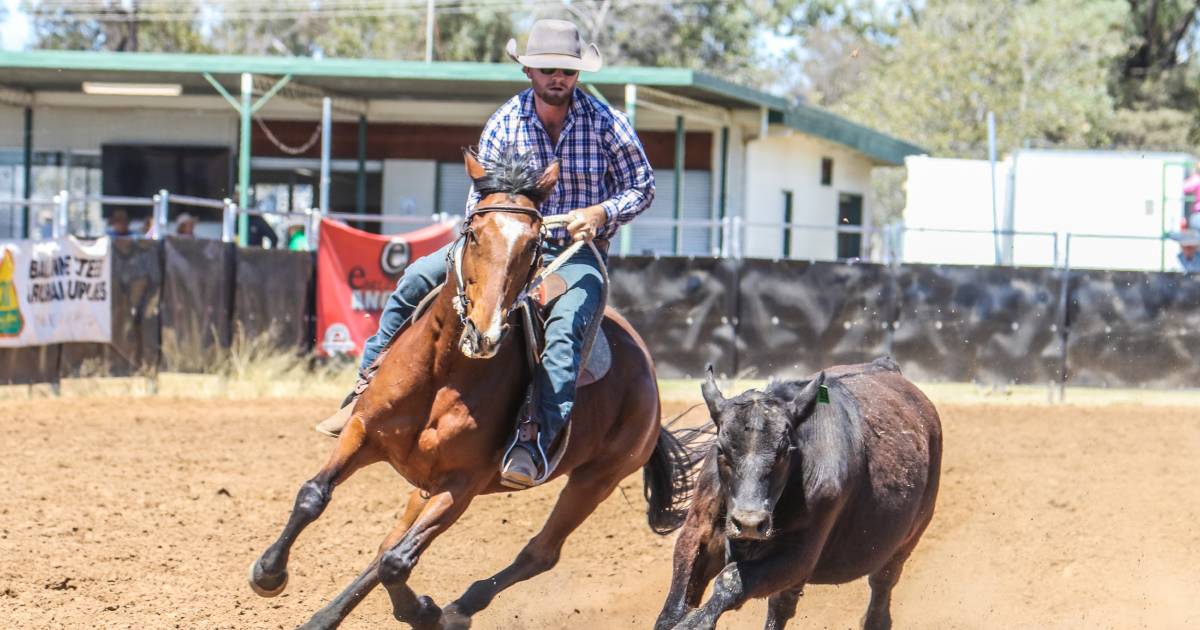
[360,240,608,454]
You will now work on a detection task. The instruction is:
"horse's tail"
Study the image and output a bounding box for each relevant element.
[643,407,713,535]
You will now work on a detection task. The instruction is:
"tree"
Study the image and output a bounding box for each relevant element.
[836,0,1131,157]
[26,0,212,53]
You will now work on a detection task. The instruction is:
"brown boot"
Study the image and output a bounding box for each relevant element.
[314,371,372,438]
[500,447,538,489]
[314,402,354,438]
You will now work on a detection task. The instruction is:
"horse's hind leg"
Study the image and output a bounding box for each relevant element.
[249,418,380,597]
[764,588,802,630]
[442,470,621,628]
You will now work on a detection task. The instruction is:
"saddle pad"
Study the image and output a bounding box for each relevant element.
[578,327,611,387]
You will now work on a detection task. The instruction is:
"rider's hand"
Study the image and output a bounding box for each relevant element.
[566,205,608,242]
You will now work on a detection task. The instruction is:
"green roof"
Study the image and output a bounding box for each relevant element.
[0,50,923,164]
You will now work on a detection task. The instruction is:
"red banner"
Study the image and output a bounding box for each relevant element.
[316,218,456,357]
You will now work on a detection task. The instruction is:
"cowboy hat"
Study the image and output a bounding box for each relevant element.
[505,19,602,73]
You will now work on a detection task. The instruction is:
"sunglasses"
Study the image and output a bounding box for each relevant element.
[537,68,578,77]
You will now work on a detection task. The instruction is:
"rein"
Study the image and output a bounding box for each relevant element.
[447,204,608,345]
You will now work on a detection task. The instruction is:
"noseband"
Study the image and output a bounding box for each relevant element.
[448,203,546,340]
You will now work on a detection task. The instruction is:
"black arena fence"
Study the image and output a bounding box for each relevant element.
[1,241,1192,388]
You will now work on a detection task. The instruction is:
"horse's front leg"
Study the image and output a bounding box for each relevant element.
[296,488,430,630]
[250,417,380,597]
[378,477,484,629]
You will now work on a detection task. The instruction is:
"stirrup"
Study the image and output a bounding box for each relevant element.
[500,421,547,490]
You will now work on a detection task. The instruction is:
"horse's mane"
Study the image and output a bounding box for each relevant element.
[470,146,551,205]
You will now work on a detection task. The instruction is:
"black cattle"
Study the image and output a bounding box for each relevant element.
[656,357,942,630]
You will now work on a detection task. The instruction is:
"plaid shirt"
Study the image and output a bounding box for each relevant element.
[466,88,655,240]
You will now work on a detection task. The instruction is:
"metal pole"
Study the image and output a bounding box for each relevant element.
[320,97,332,216]
[425,0,435,62]
[154,188,169,240]
[357,114,367,215]
[22,106,32,239]
[674,115,685,255]
[221,198,236,243]
[620,84,637,256]
[238,72,252,246]
[988,111,1001,265]
[717,125,729,255]
[52,190,68,239]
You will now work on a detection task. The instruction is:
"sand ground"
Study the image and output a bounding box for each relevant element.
[1,391,1198,629]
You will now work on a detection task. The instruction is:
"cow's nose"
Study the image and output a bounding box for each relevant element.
[728,509,772,540]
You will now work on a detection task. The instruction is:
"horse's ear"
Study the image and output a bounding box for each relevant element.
[789,372,826,426]
[536,160,560,197]
[463,148,487,180]
[701,364,725,427]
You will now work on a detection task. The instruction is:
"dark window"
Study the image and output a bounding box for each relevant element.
[821,157,833,186]
[782,190,794,258]
[837,192,863,259]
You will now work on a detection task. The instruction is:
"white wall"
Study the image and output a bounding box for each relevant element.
[1010,150,1189,270]
[0,101,236,152]
[742,132,874,260]
[381,159,437,235]
[903,155,1011,265]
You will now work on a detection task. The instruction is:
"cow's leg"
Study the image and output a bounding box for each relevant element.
[296,489,431,630]
[442,469,621,628]
[378,479,482,630]
[249,417,380,597]
[764,587,802,630]
[671,508,840,630]
[655,473,724,630]
[862,543,920,630]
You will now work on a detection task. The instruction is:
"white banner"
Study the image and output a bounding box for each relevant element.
[0,237,112,346]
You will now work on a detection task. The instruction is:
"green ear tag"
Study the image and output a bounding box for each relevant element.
[817,385,830,404]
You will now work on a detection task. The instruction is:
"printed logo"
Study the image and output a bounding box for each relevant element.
[0,249,23,337]
[380,238,411,276]
[320,322,356,355]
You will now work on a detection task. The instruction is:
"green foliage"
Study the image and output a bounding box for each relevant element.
[836,0,1130,157]
[26,0,212,53]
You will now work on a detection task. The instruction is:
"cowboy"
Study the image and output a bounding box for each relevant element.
[317,19,655,489]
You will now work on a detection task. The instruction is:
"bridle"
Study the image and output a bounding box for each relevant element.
[448,203,545,341]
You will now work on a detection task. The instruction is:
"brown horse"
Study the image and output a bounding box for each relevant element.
[248,149,697,629]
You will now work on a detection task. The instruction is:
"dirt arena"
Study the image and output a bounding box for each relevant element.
[2,390,1198,629]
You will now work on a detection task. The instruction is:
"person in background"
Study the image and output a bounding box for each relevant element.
[36,210,53,239]
[248,197,281,248]
[1183,163,1200,229]
[1179,233,1200,272]
[175,213,197,238]
[286,221,307,251]
[105,209,135,237]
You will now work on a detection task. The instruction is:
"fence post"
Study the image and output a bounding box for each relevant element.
[52,190,69,239]
[153,189,170,240]
[307,208,319,252]
[719,216,732,258]
[221,199,236,243]
[732,216,744,259]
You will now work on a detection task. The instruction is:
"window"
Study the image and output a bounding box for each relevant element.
[782,190,794,258]
[821,157,833,187]
[837,192,863,260]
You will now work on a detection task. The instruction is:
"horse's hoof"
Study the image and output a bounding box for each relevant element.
[409,595,443,630]
[247,560,288,598]
[441,608,472,629]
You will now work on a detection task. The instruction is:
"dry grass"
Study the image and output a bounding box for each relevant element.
[8,330,1200,406]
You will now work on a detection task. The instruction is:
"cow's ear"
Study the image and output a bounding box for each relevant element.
[701,364,725,427]
[790,372,826,426]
